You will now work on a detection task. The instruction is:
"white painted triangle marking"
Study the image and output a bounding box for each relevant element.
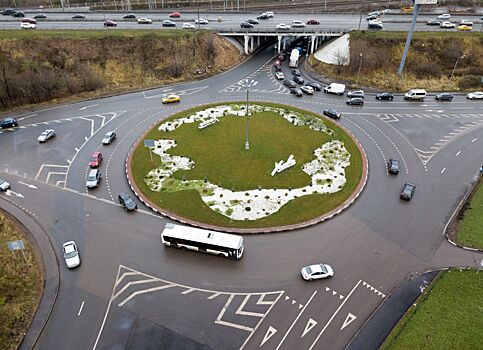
[260,326,277,347]
[363,281,367,286]
[285,296,289,300]
[291,300,296,304]
[339,295,344,299]
[302,318,318,338]
[332,291,337,296]
[370,286,375,291]
[326,287,330,292]
[340,313,357,331]
[378,291,382,296]
[299,304,303,309]
[382,294,386,298]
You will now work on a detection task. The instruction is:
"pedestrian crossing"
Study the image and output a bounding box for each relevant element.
[379,113,483,122]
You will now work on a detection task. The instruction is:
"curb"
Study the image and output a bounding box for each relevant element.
[125,102,368,234]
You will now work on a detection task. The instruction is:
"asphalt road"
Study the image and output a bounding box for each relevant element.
[1,38,483,350]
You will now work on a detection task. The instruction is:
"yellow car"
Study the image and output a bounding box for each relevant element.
[162,94,181,104]
[457,25,472,31]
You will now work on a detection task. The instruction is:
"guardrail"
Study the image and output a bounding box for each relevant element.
[214,27,347,34]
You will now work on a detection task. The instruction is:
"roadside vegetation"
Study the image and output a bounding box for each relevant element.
[0,211,42,350]
[381,269,483,350]
[455,177,483,248]
[0,30,242,110]
[308,31,483,92]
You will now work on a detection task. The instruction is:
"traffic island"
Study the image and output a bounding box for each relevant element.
[127,102,367,232]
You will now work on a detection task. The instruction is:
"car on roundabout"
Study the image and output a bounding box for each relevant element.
[283,79,296,88]
[439,21,455,28]
[466,91,483,99]
[291,69,301,76]
[306,82,321,91]
[104,20,117,27]
[20,22,36,29]
[119,192,137,211]
[376,92,394,100]
[301,86,314,95]
[0,179,10,191]
[38,129,55,143]
[88,152,102,168]
[276,23,291,30]
[294,76,304,84]
[400,183,416,201]
[275,71,284,80]
[457,24,472,31]
[162,20,176,27]
[388,159,400,175]
[137,17,152,24]
[435,92,453,101]
[86,169,101,189]
[102,131,116,145]
[290,88,303,97]
[301,263,334,281]
[346,97,364,106]
[323,109,341,120]
[162,94,181,104]
[63,241,80,268]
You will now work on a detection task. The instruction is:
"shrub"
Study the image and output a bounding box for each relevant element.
[458,75,483,90]
[412,62,442,78]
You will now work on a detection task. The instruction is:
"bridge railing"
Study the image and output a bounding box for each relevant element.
[214,27,347,34]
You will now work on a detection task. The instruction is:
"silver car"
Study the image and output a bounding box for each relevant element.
[63,241,80,268]
[37,129,55,143]
[0,179,10,191]
[86,169,101,188]
[102,131,116,145]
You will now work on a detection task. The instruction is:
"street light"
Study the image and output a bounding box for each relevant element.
[356,52,363,85]
[450,54,465,79]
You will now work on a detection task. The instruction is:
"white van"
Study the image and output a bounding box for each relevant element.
[404,89,427,101]
[324,83,345,96]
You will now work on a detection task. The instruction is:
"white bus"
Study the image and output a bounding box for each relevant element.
[161,223,244,260]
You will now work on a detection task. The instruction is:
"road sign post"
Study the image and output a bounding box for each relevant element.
[144,139,155,162]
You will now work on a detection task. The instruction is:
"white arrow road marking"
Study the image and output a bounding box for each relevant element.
[79,104,98,110]
[340,313,357,331]
[302,318,318,338]
[5,190,24,198]
[260,326,277,347]
[18,181,37,189]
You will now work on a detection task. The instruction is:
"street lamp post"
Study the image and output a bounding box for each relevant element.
[450,54,465,79]
[245,88,250,150]
[356,52,363,85]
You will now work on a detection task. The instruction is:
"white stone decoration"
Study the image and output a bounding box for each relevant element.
[198,116,219,129]
[271,155,296,176]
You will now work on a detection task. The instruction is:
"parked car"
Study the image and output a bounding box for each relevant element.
[437,13,451,20]
[33,13,47,19]
[440,21,455,28]
[137,17,152,24]
[86,169,101,189]
[169,12,181,18]
[0,179,10,191]
[182,22,195,29]
[301,86,314,95]
[388,159,400,174]
[37,129,55,143]
[102,131,116,145]
[194,18,208,24]
[162,94,180,104]
[376,92,394,100]
[240,22,253,29]
[466,92,483,100]
[119,192,137,211]
[292,20,305,28]
[246,18,259,24]
[306,19,320,25]
[88,151,103,168]
[457,24,472,31]
[72,14,86,19]
[347,90,364,98]
[459,19,473,26]
[294,76,304,84]
[426,19,440,26]
[12,11,25,17]
[283,79,296,88]
[290,88,303,97]
[123,13,136,19]
[20,22,36,29]
[104,20,117,27]
[306,82,321,91]
[275,71,284,80]
[162,20,176,27]
[323,109,341,120]
[22,17,37,24]
[435,93,453,101]
[346,97,364,106]
[301,263,334,280]
[276,23,291,30]
[400,182,416,201]
[0,117,18,129]
[62,241,80,268]
[291,69,301,76]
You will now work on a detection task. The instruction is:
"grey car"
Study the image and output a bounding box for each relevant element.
[119,192,137,211]
[400,183,416,201]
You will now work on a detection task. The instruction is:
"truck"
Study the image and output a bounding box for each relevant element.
[289,49,300,68]
[323,83,346,95]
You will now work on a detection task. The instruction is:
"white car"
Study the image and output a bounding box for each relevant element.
[301,86,314,95]
[63,241,80,269]
[182,22,195,29]
[275,71,284,80]
[0,179,10,191]
[102,131,116,145]
[37,129,55,143]
[459,19,473,26]
[137,18,152,24]
[466,92,483,100]
[292,20,305,28]
[86,169,101,188]
[301,263,334,281]
[266,11,274,18]
[437,13,451,20]
[194,18,209,24]
[20,22,36,29]
[276,23,291,30]
[440,21,455,28]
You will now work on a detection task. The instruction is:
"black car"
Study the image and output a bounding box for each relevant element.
[257,14,269,20]
[12,11,25,17]
[426,19,440,25]
[291,69,301,76]
[376,92,394,100]
[33,13,47,19]
[119,192,137,211]
[2,8,15,15]
[240,22,253,29]
[400,183,416,201]
[0,117,18,129]
[283,79,296,88]
[290,88,303,97]
[246,19,259,24]
[162,20,176,27]
[323,109,341,120]
[366,14,379,21]
[435,93,453,101]
[388,159,400,175]
[306,82,322,91]
[294,76,304,84]
[123,13,136,19]
[72,14,86,19]
[346,97,364,106]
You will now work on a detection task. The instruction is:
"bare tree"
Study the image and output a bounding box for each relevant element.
[334,49,349,75]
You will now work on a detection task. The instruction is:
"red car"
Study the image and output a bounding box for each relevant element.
[89,152,103,168]
[169,12,181,18]
[104,20,117,27]
[22,17,37,24]
[306,19,320,25]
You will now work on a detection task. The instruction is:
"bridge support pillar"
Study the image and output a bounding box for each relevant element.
[244,35,249,55]
[282,37,286,50]
[250,36,254,51]
[257,35,260,45]
[277,35,282,53]
[310,35,315,54]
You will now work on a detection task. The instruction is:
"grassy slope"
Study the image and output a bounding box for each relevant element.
[381,269,483,350]
[0,212,42,350]
[131,102,363,228]
[456,178,483,248]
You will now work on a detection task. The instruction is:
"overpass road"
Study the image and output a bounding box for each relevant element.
[1,43,482,350]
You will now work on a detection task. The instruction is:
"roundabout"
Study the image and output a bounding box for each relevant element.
[128,102,366,231]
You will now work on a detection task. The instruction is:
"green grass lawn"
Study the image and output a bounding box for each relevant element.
[456,178,483,249]
[381,269,483,350]
[131,102,363,228]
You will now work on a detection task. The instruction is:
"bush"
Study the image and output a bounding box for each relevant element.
[412,63,442,78]
[458,75,483,90]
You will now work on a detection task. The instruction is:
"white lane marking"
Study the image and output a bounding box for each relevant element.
[18,181,37,189]
[340,312,357,331]
[260,326,277,347]
[85,136,89,142]
[309,280,362,350]
[455,151,461,156]
[472,138,478,143]
[216,295,253,331]
[441,168,446,174]
[208,292,220,300]
[236,295,265,317]
[78,301,85,316]
[79,104,98,110]
[5,190,24,198]
[118,285,175,307]
[275,290,317,350]
[302,318,318,338]
[181,288,195,295]
[17,114,37,121]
